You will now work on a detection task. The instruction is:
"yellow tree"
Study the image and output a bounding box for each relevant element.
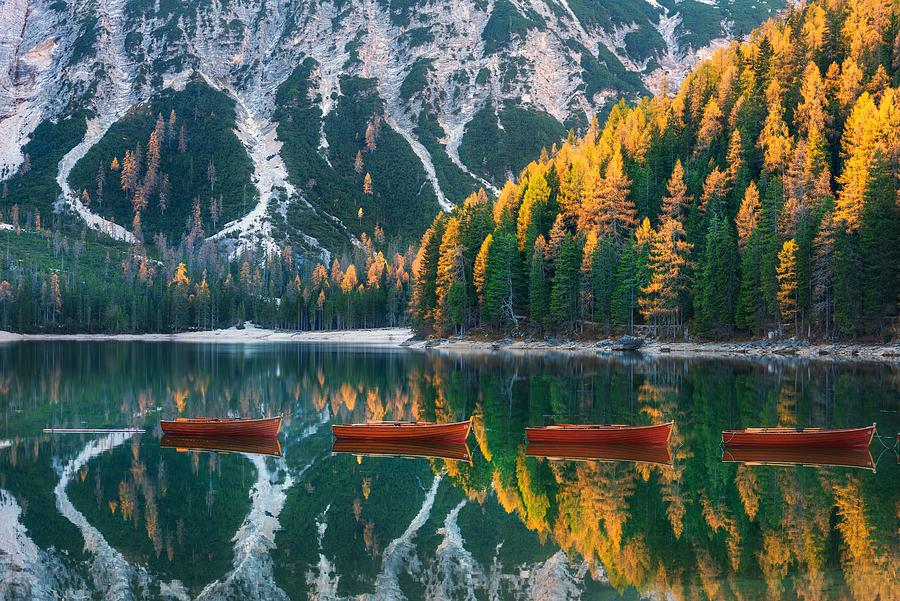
[835,92,878,232]
[596,144,636,244]
[759,79,792,173]
[473,234,493,308]
[576,167,603,233]
[516,172,550,252]
[640,219,693,337]
[802,4,828,56]
[660,160,692,223]
[694,98,723,157]
[363,172,374,195]
[735,181,761,250]
[341,264,358,293]
[776,239,799,333]
[795,63,826,137]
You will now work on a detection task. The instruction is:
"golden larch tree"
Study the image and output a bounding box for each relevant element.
[776,239,799,332]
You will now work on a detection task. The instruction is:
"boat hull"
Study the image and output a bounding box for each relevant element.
[722,447,874,471]
[526,442,672,466]
[161,435,282,457]
[332,439,471,462]
[525,421,673,445]
[159,416,282,439]
[721,424,875,449]
[331,419,471,443]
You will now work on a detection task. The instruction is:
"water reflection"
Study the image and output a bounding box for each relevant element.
[0,342,897,599]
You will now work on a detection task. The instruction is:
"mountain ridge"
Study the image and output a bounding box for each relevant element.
[0,0,784,259]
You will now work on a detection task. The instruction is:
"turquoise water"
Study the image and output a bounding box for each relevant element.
[0,342,897,599]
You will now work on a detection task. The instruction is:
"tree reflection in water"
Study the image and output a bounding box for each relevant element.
[0,342,897,599]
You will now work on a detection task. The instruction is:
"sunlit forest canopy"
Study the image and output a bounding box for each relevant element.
[411,0,900,341]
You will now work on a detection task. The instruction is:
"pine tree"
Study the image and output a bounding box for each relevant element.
[363,172,374,195]
[549,234,581,329]
[410,215,446,331]
[579,231,598,323]
[591,235,618,332]
[96,161,105,206]
[694,215,739,336]
[528,235,550,330]
[858,150,900,334]
[612,221,652,333]
[160,174,170,213]
[483,232,519,327]
[812,212,836,339]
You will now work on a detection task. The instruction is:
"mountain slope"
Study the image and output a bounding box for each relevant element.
[410,0,900,339]
[0,0,784,259]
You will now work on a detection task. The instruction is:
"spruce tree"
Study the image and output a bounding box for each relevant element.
[528,236,550,331]
[550,234,581,329]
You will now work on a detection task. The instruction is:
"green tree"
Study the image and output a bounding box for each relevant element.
[694,215,739,337]
[528,235,550,330]
[550,234,581,329]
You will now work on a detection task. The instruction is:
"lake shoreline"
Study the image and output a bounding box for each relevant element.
[2,325,897,362]
[0,324,416,346]
[402,336,900,363]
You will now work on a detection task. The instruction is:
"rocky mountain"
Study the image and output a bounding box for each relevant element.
[0,0,784,260]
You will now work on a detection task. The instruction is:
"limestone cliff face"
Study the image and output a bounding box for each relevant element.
[0,0,782,255]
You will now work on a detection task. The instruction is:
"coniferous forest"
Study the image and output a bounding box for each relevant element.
[410,0,899,341]
[0,0,897,339]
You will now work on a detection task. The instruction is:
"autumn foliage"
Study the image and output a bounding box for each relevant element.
[411,0,899,340]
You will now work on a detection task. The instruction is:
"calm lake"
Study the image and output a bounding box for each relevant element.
[1,342,898,600]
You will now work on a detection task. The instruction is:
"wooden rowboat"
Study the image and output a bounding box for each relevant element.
[331,439,471,463]
[161,435,283,457]
[721,424,875,449]
[722,446,875,471]
[526,442,672,466]
[331,418,472,443]
[159,416,282,439]
[525,421,673,445]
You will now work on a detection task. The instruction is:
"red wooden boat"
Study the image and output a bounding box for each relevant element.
[331,418,472,443]
[161,435,283,457]
[525,421,673,445]
[331,439,471,463]
[159,416,282,439]
[526,442,672,466]
[721,424,875,449]
[722,447,875,471]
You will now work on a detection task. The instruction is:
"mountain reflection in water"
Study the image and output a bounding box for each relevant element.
[0,341,897,600]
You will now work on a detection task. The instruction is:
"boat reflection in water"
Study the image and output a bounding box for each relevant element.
[160,435,283,457]
[331,439,472,463]
[526,442,673,466]
[722,446,876,471]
